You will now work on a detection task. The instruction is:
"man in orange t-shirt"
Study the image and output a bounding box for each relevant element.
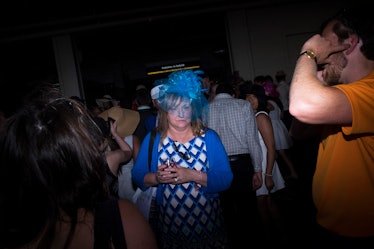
[289,6,374,248]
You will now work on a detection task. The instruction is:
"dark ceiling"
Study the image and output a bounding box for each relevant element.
[0,0,318,43]
[1,0,332,116]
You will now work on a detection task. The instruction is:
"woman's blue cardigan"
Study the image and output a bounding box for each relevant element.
[131,129,233,204]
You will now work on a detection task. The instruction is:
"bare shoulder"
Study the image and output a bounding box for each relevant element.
[256,111,270,122]
[117,199,159,249]
[256,112,272,130]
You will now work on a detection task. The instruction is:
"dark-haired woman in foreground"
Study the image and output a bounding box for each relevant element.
[0,84,158,249]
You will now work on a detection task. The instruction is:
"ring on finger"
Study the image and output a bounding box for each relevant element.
[174,177,178,182]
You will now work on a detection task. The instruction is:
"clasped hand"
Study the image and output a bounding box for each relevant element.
[156,163,183,184]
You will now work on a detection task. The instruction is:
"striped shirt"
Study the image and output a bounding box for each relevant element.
[207,93,262,172]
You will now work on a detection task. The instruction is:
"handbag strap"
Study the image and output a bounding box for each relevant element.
[148,129,156,170]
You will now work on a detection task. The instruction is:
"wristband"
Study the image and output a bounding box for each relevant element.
[300,50,317,64]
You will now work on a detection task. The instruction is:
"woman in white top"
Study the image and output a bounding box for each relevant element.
[267,99,298,179]
[246,84,288,245]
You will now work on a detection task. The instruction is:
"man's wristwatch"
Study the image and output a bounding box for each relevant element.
[299,50,317,64]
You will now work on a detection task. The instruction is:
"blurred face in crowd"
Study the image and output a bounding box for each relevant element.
[246,94,258,111]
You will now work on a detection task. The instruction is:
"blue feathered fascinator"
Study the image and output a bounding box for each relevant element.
[157,69,209,121]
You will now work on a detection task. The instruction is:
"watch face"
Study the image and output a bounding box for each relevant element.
[306,51,316,58]
[300,50,317,63]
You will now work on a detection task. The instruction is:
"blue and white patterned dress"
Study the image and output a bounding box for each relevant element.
[157,135,227,249]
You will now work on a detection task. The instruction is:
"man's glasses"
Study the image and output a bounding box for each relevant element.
[172,142,191,161]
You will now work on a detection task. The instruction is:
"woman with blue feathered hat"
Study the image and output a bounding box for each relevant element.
[132,69,233,249]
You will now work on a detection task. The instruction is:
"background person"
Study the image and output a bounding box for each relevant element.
[267,99,298,180]
[96,94,117,111]
[97,106,141,200]
[246,84,288,245]
[274,70,293,130]
[92,116,133,198]
[95,106,141,200]
[207,82,263,248]
[145,83,164,132]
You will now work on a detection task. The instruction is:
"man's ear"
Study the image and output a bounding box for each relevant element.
[344,34,360,55]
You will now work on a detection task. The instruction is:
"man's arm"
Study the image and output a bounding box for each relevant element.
[289,34,351,124]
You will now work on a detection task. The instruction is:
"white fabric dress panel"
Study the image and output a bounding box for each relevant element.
[268,100,293,150]
[255,111,285,196]
[118,135,137,200]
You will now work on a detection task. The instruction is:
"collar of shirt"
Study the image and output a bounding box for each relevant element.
[214,93,233,100]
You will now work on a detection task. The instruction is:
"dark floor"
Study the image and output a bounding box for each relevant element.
[274,178,317,248]
[222,135,320,249]
[273,136,320,248]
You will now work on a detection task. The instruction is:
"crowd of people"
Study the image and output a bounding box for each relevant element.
[1,5,373,249]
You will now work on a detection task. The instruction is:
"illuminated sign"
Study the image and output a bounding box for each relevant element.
[146,60,200,75]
